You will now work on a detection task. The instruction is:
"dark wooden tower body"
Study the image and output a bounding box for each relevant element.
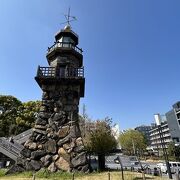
[10,25,89,173]
[35,25,85,98]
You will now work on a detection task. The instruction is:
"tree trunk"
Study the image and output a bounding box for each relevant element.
[98,154,105,171]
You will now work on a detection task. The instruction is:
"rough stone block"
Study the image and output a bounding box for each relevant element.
[16,157,26,166]
[33,128,46,135]
[51,112,66,122]
[48,162,57,172]
[38,112,51,119]
[20,148,31,158]
[58,147,70,162]
[38,144,43,150]
[75,137,83,146]
[57,126,69,138]
[44,139,57,154]
[35,118,47,126]
[31,150,46,160]
[24,161,34,171]
[30,160,42,171]
[70,125,80,138]
[35,125,47,130]
[74,145,84,153]
[57,135,70,147]
[71,152,87,168]
[52,154,59,161]
[63,141,75,150]
[29,142,37,150]
[55,157,70,171]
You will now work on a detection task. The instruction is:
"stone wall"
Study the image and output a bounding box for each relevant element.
[8,85,89,173]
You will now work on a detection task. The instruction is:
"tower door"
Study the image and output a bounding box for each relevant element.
[59,65,66,78]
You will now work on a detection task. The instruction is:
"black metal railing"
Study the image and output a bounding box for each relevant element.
[37,66,56,77]
[0,137,23,158]
[13,128,32,144]
[66,67,84,77]
[36,66,84,78]
[47,42,83,54]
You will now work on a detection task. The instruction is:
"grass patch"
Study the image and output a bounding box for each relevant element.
[0,169,168,180]
[35,169,80,179]
[0,169,8,177]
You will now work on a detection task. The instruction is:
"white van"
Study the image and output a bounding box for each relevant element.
[157,161,180,174]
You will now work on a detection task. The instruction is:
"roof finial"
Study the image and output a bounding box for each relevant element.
[63,7,77,28]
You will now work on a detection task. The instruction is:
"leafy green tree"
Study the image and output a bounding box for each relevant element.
[84,117,117,171]
[0,95,22,137]
[0,95,41,137]
[168,142,180,161]
[168,142,176,157]
[175,145,180,161]
[15,101,41,134]
[119,129,147,156]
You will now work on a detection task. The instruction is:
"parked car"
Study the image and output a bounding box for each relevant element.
[157,161,180,174]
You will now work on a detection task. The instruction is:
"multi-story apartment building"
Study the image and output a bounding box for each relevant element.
[149,118,172,152]
[166,109,180,144]
[149,102,180,153]
[173,101,180,125]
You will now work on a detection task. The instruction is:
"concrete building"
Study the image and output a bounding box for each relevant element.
[165,109,180,144]
[172,102,180,141]
[149,102,180,153]
[149,118,172,152]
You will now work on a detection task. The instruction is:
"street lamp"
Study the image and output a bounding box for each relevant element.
[154,114,172,179]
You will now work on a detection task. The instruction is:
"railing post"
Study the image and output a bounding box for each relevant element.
[36,65,40,76]
[54,66,57,77]
[32,172,36,180]
[108,171,110,180]
[72,172,75,180]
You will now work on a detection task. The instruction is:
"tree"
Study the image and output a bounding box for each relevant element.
[0,95,22,137]
[84,117,117,171]
[167,142,180,161]
[119,129,147,156]
[167,142,176,157]
[15,100,41,134]
[0,95,41,137]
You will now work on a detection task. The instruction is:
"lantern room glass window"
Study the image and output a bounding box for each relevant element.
[59,37,75,48]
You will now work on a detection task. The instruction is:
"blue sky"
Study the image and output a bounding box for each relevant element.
[0,0,180,130]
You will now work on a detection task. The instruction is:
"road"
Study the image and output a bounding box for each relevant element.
[89,155,179,179]
[105,155,172,178]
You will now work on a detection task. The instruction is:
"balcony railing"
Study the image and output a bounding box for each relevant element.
[47,42,83,54]
[175,107,180,113]
[37,66,56,77]
[36,66,84,78]
[0,137,23,158]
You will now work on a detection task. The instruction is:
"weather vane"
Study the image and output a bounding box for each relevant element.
[61,7,77,27]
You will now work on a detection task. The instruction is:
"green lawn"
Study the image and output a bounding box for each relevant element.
[0,169,168,180]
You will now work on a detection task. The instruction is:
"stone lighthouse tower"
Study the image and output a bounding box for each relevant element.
[11,23,89,173]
